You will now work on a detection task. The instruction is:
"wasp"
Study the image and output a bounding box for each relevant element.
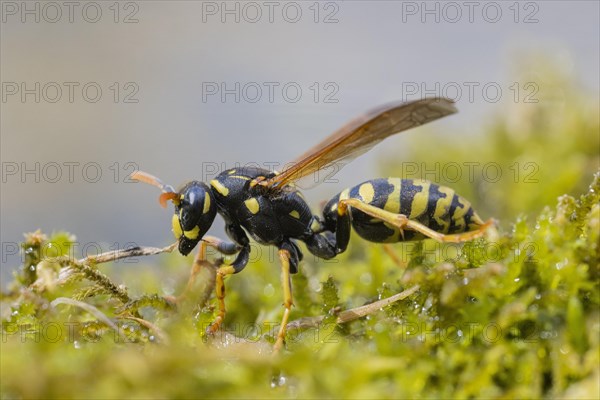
[132,98,492,351]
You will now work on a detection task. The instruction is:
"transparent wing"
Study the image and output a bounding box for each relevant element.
[261,97,457,189]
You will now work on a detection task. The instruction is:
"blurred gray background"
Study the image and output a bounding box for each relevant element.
[1,1,599,281]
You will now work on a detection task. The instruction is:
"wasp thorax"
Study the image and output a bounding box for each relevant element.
[172,181,217,256]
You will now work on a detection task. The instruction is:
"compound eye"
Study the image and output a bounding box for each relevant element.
[179,185,205,231]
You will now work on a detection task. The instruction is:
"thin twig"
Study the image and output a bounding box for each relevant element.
[48,243,179,301]
[80,242,178,264]
[286,285,420,330]
[51,297,126,340]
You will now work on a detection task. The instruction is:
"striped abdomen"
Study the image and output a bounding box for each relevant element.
[323,178,485,242]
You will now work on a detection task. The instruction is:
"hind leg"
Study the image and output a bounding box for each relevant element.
[339,198,493,243]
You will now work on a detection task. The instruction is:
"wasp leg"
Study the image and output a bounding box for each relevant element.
[382,244,407,269]
[177,236,240,303]
[206,243,251,335]
[273,248,294,353]
[203,235,241,255]
[340,198,493,243]
[176,240,210,303]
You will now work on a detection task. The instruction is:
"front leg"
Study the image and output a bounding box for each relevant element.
[273,245,296,353]
[177,236,241,303]
[207,223,251,335]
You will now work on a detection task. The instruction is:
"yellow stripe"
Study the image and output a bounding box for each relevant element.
[382,225,401,243]
[433,186,454,233]
[470,211,485,226]
[452,197,470,220]
[358,183,375,204]
[210,180,229,196]
[172,214,183,239]
[289,210,300,219]
[410,180,430,219]
[244,198,260,214]
[310,219,321,232]
[228,175,250,180]
[384,178,401,214]
[184,225,200,239]
[203,194,211,214]
[452,196,472,231]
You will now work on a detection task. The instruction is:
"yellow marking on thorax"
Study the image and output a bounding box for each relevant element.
[384,178,401,213]
[229,175,250,180]
[244,198,260,214]
[172,214,183,239]
[184,225,200,239]
[358,183,375,204]
[433,186,455,233]
[228,169,236,174]
[203,194,211,214]
[289,210,300,219]
[409,180,430,219]
[210,180,229,196]
[310,219,322,233]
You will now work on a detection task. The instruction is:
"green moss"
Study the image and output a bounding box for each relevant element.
[2,173,598,399]
[1,63,598,398]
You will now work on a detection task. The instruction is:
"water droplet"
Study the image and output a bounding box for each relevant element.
[309,277,321,292]
[263,283,275,297]
[270,373,287,388]
[149,335,156,342]
[360,272,372,285]
[162,279,176,296]
[74,340,81,349]
[514,278,520,282]
[462,277,469,285]
[11,310,19,316]
[535,294,541,300]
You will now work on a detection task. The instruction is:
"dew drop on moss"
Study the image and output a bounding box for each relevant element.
[270,374,287,388]
[360,272,372,285]
[263,283,275,297]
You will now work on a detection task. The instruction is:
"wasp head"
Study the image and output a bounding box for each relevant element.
[131,171,217,256]
[170,181,217,255]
